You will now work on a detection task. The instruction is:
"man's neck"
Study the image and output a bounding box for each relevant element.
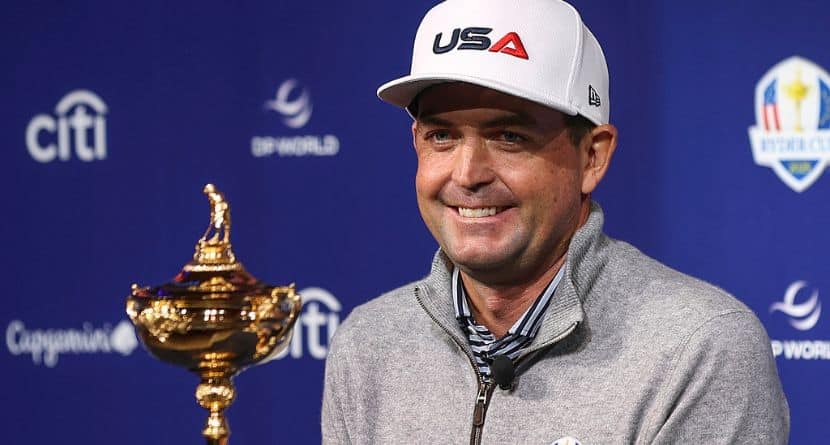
[460,254,566,338]
[458,197,591,338]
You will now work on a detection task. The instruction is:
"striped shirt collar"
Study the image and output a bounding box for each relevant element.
[451,265,565,379]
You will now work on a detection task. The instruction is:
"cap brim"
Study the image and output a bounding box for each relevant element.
[377,72,579,118]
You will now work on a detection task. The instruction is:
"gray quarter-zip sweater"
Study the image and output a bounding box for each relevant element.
[322,203,789,444]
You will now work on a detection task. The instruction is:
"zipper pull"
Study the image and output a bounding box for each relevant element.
[472,382,490,426]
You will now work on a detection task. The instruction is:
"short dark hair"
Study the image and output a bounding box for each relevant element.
[564,114,596,148]
[408,91,596,148]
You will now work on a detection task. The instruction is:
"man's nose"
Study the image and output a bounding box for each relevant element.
[451,137,494,190]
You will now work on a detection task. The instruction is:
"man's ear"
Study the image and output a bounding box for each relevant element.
[581,124,618,194]
[411,121,418,150]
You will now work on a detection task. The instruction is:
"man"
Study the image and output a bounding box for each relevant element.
[322,0,789,443]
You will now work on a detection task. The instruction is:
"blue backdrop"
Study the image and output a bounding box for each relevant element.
[3,0,828,443]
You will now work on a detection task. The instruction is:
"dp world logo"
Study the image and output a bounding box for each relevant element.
[769,281,830,361]
[264,79,313,129]
[26,90,108,163]
[770,281,821,331]
[272,287,341,360]
[251,79,340,158]
[748,56,830,192]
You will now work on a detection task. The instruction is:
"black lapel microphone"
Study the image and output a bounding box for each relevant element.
[491,355,516,390]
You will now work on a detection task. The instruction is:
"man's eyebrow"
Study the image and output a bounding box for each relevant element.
[415,115,454,127]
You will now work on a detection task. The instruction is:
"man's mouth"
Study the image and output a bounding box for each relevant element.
[457,207,504,218]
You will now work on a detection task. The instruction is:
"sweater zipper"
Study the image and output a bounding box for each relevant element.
[415,287,493,445]
[470,321,578,445]
[415,286,579,445]
[470,380,494,445]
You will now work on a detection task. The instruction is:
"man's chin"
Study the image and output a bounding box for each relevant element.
[445,250,515,275]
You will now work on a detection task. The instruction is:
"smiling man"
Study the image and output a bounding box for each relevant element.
[411,83,606,340]
[322,1,789,444]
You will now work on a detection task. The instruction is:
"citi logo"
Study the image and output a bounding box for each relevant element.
[770,281,821,331]
[265,79,313,129]
[26,90,108,163]
[272,287,341,360]
[433,27,529,60]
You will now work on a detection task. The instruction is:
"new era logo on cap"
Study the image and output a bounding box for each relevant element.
[588,85,601,107]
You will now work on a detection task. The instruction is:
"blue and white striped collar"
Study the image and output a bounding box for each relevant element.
[451,264,566,339]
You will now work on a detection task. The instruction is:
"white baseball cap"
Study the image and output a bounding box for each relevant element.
[377,0,610,125]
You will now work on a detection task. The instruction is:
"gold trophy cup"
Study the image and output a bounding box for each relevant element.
[126,184,302,445]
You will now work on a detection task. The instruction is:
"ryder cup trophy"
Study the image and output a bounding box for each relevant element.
[126,184,302,445]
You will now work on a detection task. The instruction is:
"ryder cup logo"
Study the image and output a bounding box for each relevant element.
[26,90,108,163]
[272,287,341,360]
[748,56,830,192]
[251,79,340,158]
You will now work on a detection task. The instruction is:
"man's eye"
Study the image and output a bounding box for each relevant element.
[428,131,452,142]
[500,131,525,143]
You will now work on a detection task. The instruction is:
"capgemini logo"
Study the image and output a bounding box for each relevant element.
[26,89,108,163]
[110,320,139,355]
[6,319,138,367]
[264,79,313,129]
[770,281,821,331]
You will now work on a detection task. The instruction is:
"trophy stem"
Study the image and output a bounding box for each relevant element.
[196,374,237,445]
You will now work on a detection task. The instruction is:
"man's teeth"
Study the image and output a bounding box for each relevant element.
[458,207,499,218]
